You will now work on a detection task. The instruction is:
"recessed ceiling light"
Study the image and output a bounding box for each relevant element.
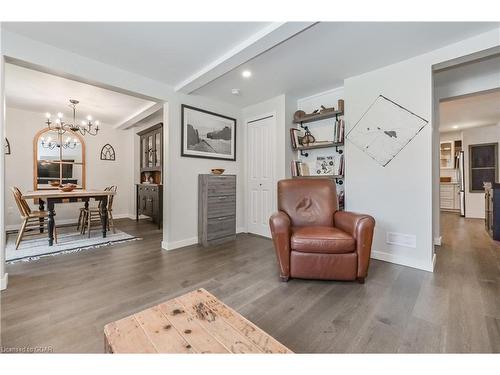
[452,125,459,129]
[231,88,241,95]
[242,70,252,78]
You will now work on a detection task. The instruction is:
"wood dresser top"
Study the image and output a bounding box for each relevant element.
[103,288,293,354]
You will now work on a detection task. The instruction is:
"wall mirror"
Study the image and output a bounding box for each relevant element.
[33,128,86,190]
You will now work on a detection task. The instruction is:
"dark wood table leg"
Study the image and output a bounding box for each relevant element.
[39,199,45,233]
[100,196,108,238]
[48,200,55,246]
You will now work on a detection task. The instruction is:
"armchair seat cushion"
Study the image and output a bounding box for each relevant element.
[291,226,355,254]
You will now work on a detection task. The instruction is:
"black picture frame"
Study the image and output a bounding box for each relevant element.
[100,143,116,161]
[181,104,236,161]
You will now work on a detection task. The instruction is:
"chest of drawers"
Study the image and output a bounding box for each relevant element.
[198,174,236,247]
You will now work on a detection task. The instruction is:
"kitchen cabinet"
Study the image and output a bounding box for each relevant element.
[440,183,460,211]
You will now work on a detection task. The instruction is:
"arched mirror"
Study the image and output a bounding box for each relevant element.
[33,128,86,190]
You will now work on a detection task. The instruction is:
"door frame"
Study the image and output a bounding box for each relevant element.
[244,111,276,237]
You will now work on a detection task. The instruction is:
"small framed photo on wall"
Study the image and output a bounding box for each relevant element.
[181,104,236,161]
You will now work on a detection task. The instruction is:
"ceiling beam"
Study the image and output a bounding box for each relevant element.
[114,102,163,130]
[174,22,317,94]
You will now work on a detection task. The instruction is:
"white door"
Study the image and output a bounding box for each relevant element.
[247,115,275,237]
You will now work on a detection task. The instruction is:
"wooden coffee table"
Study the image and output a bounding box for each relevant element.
[104,288,293,353]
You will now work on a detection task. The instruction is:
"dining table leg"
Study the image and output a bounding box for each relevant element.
[39,199,45,233]
[100,196,108,238]
[48,200,55,246]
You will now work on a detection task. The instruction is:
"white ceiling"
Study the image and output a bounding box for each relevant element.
[440,90,500,133]
[3,22,499,108]
[195,22,500,105]
[2,22,273,88]
[5,63,156,126]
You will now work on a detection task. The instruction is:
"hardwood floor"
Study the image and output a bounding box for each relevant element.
[1,213,499,353]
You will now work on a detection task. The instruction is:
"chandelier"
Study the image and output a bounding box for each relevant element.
[40,135,79,150]
[45,99,100,136]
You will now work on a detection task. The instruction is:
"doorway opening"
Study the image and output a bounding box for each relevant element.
[1,59,166,277]
[433,52,500,249]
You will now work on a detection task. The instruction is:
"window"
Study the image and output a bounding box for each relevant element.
[469,143,497,193]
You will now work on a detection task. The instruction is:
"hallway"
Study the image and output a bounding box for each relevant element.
[435,212,500,352]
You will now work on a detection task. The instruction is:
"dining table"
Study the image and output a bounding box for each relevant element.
[22,189,116,246]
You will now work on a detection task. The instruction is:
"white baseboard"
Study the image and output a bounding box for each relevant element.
[433,236,442,246]
[371,250,434,272]
[162,237,198,251]
[0,273,8,290]
[163,227,247,251]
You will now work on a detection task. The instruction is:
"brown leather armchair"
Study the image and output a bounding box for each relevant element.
[269,179,375,283]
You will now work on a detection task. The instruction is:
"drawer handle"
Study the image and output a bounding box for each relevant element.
[218,196,228,200]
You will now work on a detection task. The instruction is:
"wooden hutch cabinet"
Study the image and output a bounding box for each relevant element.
[136,123,163,228]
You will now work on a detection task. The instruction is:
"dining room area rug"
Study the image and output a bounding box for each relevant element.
[6,229,139,263]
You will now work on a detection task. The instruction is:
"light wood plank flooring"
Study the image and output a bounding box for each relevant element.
[1,213,499,353]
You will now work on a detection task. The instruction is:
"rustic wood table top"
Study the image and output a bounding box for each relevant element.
[22,189,116,200]
[103,288,293,354]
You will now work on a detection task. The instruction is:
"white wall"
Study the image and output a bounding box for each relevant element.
[4,107,135,228]
[435,54,500,99]
[462,124,500,219]
[344,27,500,272]
[163,94,243,249]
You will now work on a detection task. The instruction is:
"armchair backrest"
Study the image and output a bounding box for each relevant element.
[277,179,337,227]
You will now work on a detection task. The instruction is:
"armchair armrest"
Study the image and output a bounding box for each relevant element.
[334,211,375,279]
[269,211,292,281]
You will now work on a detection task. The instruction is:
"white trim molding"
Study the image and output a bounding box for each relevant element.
[434,236,442,246]
[163,228,247,251]
[371,250,434,272]
[1,272,8,290]
[162,237,197,251]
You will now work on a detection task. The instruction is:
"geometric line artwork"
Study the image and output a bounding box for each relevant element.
[100,143,116,161]
[346,95,428,167]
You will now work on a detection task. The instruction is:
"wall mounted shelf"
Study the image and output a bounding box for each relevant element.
[294,141,344,151]
[293,109,344,124]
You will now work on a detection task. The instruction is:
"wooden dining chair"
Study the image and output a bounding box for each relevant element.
[81,186,117,236]
[11,186,57,249]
